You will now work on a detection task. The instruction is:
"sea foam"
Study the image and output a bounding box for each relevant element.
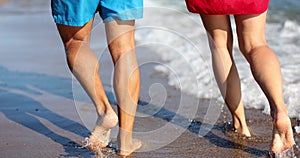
[136,0,300,118]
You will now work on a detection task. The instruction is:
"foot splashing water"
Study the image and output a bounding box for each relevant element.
[269,144,299,158]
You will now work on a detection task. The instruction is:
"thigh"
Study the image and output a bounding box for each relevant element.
[234,11,268,55]
[56,19,93,48]
[200,15,232,50]
[105,20,136,64]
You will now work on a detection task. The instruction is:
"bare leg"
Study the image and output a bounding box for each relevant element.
[105,20,141,156]
[234,12,295,152]
[56,19,118,153]
[201,15,251,137]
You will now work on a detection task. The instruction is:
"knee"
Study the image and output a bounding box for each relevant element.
[238,39,268,61]
[57,22,92,49]
[56,23,93,71]
[64,35,89,53]
[109,42,135,64]
[64,39,93,73]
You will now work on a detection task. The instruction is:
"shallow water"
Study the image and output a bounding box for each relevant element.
[269,144,299,158]
[1,1,299,157]
[139,0,300,119]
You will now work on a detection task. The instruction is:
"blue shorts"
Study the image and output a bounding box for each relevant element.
[51,0,143,26]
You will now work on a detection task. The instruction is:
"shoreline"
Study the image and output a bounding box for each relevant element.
[0,1,299,157]
[134,48,300,158]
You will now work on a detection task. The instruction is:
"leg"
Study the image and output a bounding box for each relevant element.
[234,12,295,152]
[56,19,118,152]
[105,20,141,156]
[201,15,251,136]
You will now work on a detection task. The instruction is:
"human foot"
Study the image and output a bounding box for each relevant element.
[83,111,118,154]
[233,123,251,137]
[270,113,295,155]
[119,139,142,156]
[269,144,297,158]
[224,121,251,137]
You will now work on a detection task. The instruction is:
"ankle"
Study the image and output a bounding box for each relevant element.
[233,116,246,128]
[270,102,288,119]
[276,110,288,118]
[273,113,291,132]
[233,118,251,136]
[95,100,113,116]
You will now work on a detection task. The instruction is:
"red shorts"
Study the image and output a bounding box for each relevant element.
[185,0,269,15]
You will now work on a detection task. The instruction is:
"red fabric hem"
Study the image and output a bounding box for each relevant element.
[186,0,269,15]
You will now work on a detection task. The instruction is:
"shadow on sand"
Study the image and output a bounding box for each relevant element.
[0,66,268,157]
[0,66,93,157]
[137,99,268,157]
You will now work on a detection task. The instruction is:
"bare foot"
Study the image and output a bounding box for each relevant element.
[83,111,118,154]
[270,112,295,154]
[224,121,251,137]
[119,139,142,156]
[232,116,252,137]
[234,123,251,137]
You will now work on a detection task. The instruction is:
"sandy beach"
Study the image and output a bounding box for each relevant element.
[0,1,299,158]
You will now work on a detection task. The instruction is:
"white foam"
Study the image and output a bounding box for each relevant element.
[295,126,300,134]
[136,0,300,118]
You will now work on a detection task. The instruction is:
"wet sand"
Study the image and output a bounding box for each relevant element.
[0,1,299,158]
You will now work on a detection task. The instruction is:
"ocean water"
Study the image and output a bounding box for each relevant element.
[1,0,298,119]
[135,0,300,118]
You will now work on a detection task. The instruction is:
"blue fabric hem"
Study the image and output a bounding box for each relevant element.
[102,8,143,23]
[52,14,95,27]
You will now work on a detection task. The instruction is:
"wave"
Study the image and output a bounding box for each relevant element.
[135,0,300,118]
